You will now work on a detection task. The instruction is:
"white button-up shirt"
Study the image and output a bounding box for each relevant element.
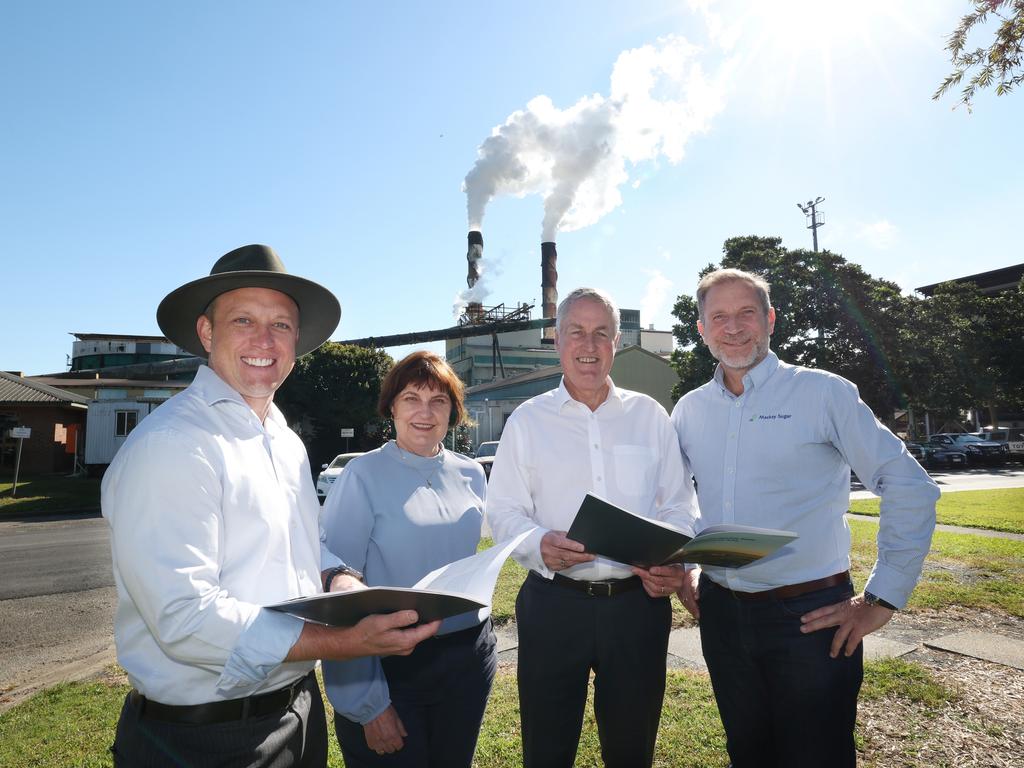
[487,378,698,580]
[102,366,339,705]
[671,352,938,607]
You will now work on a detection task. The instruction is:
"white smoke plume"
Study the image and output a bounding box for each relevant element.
[464,34,726,241]
[453,256,504,318]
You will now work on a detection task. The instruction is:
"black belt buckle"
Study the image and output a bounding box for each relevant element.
[586,581,614,597]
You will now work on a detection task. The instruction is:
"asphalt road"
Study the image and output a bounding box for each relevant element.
[0,512,112,600]
[0,513,117,710]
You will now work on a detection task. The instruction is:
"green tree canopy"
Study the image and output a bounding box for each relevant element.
[275,343,394,471]
[934,0,1024,110]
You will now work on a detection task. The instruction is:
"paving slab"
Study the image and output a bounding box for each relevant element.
[667,627,706,669]
[925,630,1024,670]
[862,634,917,660]
[492,623,519,653]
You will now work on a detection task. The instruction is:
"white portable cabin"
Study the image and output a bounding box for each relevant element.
[84,399,158,467]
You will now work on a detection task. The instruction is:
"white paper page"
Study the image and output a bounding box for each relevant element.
[413,528,535,603]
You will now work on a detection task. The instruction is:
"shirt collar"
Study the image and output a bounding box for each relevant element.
[191,365,286,428]
[555,376,624,414]
[712,350,780,396]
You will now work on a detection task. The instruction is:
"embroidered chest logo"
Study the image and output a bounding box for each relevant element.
[748,413,793,422]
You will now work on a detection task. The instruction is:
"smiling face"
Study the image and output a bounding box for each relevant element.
[556,296,619,411]
[698,279,775,386]
[391,383,452,457]
[197,286,299,420]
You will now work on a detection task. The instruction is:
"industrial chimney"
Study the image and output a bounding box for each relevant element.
[541,241,557,343]
[467,231,483,288]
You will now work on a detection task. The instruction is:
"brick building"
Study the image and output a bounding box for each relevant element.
[0,371,89,475]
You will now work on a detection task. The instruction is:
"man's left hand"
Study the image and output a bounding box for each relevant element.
[799,594,895,658]
[631,564,686,599]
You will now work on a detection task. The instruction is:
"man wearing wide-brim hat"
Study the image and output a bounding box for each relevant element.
[102,245,439,767]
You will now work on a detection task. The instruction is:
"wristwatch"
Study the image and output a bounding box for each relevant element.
[863,591,898,611]
[323,565,364,590]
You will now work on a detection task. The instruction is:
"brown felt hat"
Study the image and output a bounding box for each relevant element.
[156,244,341,358]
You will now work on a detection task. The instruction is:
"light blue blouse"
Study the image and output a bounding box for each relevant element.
[321,440,487,724]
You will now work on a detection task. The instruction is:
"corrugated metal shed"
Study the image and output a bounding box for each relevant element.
[0,370,90,407]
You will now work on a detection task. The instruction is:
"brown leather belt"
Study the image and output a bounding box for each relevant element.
[544,571,644,597]
[130,670,313,725]
[716,571,851,601]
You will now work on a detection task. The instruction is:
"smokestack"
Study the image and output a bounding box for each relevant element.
[541,241,558,343]
[467,231,483,288]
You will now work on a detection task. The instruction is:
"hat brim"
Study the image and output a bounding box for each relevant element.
[157,271,341,358]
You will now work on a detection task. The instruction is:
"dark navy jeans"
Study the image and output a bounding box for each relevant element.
[698,573,862,768]
[334,618,496,768]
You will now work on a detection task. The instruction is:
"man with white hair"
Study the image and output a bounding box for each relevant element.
[488,287,698,768]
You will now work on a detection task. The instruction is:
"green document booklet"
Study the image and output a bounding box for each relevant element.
[566,493,798,568]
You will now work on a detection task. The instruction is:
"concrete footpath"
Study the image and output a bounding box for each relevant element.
[491,612,1024,673]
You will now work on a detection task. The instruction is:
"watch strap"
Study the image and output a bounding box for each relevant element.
[864,591,898,611]
[323,565,364,590]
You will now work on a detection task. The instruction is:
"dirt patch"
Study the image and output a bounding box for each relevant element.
[0,586,118,714]
[859,654,1024,767]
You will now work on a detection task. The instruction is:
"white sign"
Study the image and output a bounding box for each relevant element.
[339,428,355,438]
[10,427,31,439]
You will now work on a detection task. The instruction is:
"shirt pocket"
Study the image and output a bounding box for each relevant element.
[611,444,655,500]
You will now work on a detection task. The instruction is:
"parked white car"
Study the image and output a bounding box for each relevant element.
[474,441,499,458]
[316,452,364,501]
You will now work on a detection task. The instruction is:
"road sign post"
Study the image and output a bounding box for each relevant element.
[340,427,354,452]
[8,427,31,497]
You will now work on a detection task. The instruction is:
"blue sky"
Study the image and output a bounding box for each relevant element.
[3,1,1020,376]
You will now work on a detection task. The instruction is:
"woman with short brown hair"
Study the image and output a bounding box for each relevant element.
[321,350,494,767]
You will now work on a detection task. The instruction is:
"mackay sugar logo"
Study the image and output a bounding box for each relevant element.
[748,413,793,422]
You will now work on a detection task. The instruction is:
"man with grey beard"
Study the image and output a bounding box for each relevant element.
[671,268,937,768]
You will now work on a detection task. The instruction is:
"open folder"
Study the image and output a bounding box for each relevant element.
[566,493,797,568]
[266,529,533,627]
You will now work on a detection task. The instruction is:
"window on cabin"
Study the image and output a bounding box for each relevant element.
[115,411,138,437]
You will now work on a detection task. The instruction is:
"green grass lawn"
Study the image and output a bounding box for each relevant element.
[848,518,1024,617]
[1,490,1015,765]
[849,487,1024,534]
[0,473,99,516]
[0,661,956,768]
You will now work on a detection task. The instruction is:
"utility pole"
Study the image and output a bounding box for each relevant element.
[797,197,826,367]
[796,197,825,252]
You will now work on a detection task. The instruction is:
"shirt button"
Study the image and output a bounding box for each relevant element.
[727,467,735,474]
[596,476,602,481]
[593,444,599,449]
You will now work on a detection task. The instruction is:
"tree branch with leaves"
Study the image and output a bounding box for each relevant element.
[934,0,1024,110]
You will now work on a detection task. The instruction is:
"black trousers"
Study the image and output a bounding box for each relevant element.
[334,619,497,768]
[515,572,672,768]
[699,574,863,768]
[111,672,328,768]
